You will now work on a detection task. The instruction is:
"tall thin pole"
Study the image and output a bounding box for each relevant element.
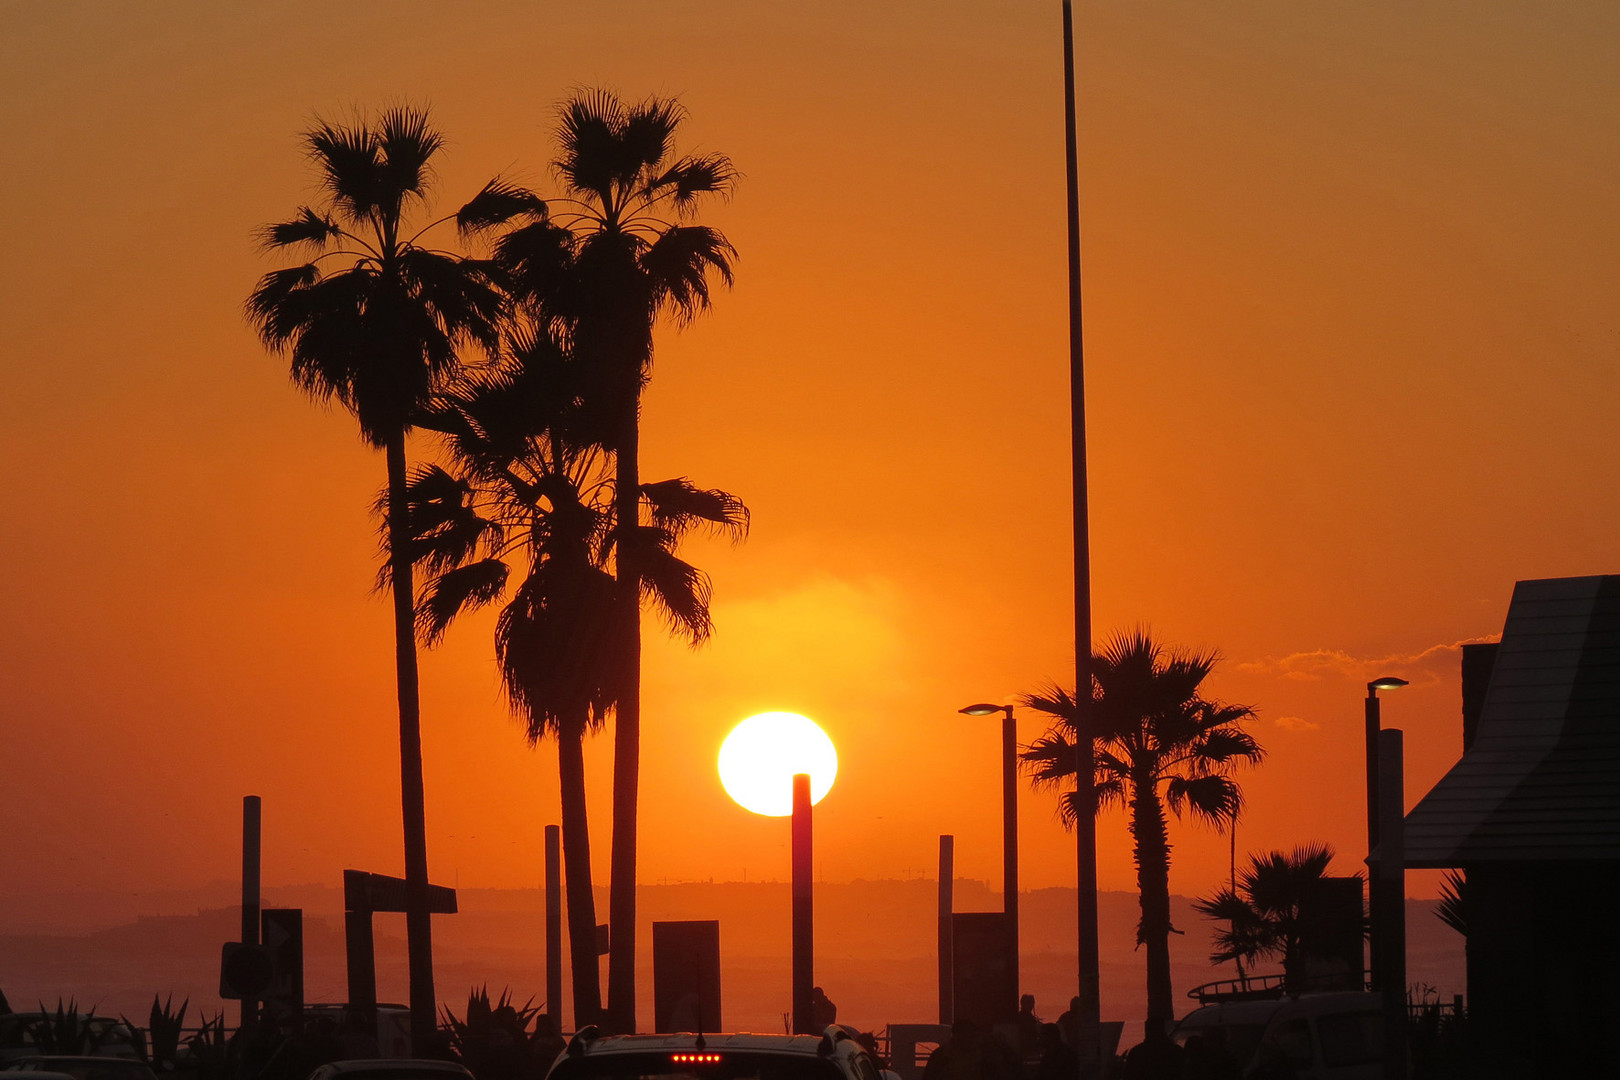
[1364,689,1382,990]
[1375,729,1407,1080]
[791,773,814,1034]
[1001,707,1020,1007]
[545,824,563,1030]
[939,835,955,1025]
[1063,0,1103,1072]
[241,795,261,1033]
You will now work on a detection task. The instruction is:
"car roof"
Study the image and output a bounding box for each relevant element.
[1175,1000,1287,1026]
[307,1061,473,1077]
[1177,991,1380,1030]
[6,1059,148,1067]
[570,1035,828,1054]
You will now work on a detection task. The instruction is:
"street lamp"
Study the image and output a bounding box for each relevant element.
[1364,676,1406,993]
[959,702,1019,1010]
[1364,678,1407,861]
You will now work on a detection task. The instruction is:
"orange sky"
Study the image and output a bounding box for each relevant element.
[2,0,1618,939]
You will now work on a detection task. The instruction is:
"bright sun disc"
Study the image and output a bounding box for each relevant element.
[718,712,838,817]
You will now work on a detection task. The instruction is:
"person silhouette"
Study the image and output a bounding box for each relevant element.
[1014,994,1042,1069]
[1056,997,1083,1049]
[810,987,838,1030]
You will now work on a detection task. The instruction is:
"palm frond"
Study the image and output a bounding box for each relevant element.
[306,117,382,222]
[1436,870,1467,937]
[1020,730,1078,789]
[417,558,510,645]
[618,97,684,180]
[639,225,736,322]
[377,104,442,207]
[641,478,749,541]
[1019,683,1081,732]
[1164,774,1243,826]
[457,178,548,236]
[1192,726,1265,766]
[646,152,738,212]
[633,531,713,645]
[257,207,342,250]
[245,264,322,349]
[555,89,632,206]
[496,218,578,304]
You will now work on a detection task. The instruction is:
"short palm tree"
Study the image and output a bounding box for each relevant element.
[494,89,737,1030]
[1193,843,1355,992]
[245,106,526,1044]
[408,331,746,1027]
[1021,630,1263,1034]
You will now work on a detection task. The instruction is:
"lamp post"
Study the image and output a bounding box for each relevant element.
[959,702,1020,1006]
[1364,676,1406,992]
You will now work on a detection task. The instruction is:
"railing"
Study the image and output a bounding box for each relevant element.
[1186,972,1290,1003]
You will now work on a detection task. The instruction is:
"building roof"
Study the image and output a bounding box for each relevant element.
[1403,574,1620,867]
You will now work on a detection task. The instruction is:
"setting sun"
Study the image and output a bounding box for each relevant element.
[718,712,838,816]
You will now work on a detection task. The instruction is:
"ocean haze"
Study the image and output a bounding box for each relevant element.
[0,878,1463,1047]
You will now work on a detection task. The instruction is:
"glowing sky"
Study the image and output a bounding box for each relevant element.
[2,0,1617,931]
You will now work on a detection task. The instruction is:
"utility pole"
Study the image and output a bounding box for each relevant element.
[1062,1,1102,1074]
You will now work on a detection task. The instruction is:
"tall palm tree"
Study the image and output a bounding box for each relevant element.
[1193,843,1354,992]
[408,334,746,1028]
[1020,630,1263,1034]
[246,106,518,1045]
[494,89,737,1030]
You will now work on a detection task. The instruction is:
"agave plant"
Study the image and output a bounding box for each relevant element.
[122,995,188,1069]
[440,987,542,1080]
[185,1013,231,1080]
[27,999,98,1054]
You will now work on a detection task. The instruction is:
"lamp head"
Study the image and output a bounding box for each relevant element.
[959,703,1009,717]
[1368,676,1409,693]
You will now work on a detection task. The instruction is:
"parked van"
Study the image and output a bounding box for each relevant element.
[1170,992,1382,1080]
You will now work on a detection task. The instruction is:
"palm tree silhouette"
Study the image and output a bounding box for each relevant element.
[246,106,521,1045]
[492,89,737,1030]
[1021,630,1263,1034]
[408,329,746,1028]
[1193,843,1358,993]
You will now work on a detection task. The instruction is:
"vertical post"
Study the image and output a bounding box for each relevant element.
[1365,690,1382,990]
[791,773,814,1034]
[241,795,261,1032]
[1376,728,1406,1080]
[939,834,955,1025]
[1062,2,1102,1074]
[545,825,563,1030]
[1001,708,1020,1005]
[345,910,378,1018]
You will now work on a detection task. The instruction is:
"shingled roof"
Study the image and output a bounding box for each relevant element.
[1403,574,1620,868]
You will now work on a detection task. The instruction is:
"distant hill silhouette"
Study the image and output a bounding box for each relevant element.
[0,879,1461,1046]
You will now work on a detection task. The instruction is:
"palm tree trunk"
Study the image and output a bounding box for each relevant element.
[1131,780,1175,1033]
[558,720,604,1026]
[606,396,641,1033]
[386,432,437,1050]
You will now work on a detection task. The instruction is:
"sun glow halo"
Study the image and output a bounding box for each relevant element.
[718,712,838,816]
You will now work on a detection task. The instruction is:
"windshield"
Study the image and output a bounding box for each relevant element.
[549,1052,844,1080]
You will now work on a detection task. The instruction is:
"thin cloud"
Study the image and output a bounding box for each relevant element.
[1274,715,1320,731]
[1232,636,1499,686]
